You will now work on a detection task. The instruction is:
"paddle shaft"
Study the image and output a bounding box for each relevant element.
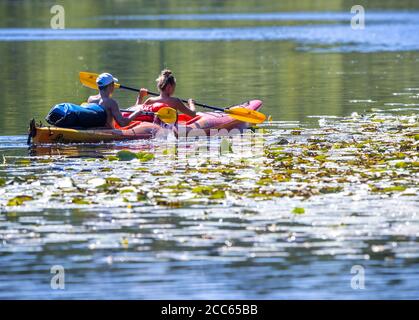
[120,109,152,114]
[119,84,225,112]
[79,72,265,124]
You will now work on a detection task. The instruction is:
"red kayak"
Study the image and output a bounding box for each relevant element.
[29,100,263,144]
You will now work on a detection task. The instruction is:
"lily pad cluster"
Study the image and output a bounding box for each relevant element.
[0,111,417,211]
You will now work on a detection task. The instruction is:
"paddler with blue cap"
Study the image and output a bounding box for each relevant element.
[87,72,146,128]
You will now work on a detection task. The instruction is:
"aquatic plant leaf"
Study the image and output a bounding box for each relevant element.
[209,190,226,199]
[320,186,343,194]
[117,150,138,161]
[72,197,91,205]
[136,152,154,162]
[192,186,214,195]
[137,192,148,201]
[38,159,54,164]
[162,147,177,155]
[292,207,305,214]
[394,162,407,168]
[105,177,123,185]
[120,189,135,194]
[257,177,273,186]
[383,186,407,192]
[15,159,31,165]
[314,155,328,162]
[371,185,407,193]
[7,195,33,206]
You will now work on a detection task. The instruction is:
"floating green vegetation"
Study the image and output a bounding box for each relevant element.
[7,195,33,206]
[0,111,417,211]
[370,185,407,193]
[116,150,137,161]
[14,159,31,165]
[72,197,91,205]
[116,150,154,162]
[320,186,344,194]
[136,152,155,162]
[192,185,226,199]
[292,207,305,214]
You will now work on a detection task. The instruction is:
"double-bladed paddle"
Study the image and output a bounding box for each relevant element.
[79,72,266,124]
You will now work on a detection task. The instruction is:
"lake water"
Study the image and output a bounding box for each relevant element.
[0,0,418,299]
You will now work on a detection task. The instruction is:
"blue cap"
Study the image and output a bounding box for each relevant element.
[96,73,118,87]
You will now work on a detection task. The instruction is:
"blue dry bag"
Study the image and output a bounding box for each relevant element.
[46,103,107,128]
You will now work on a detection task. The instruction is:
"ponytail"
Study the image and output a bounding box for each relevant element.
[156,69,176,91]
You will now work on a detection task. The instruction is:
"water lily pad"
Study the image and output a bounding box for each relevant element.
[72,197,91,205]
[136,152,154,162]
[162,147,177,155]
[116,150,137,161]
[292,207,305,214]
[7,196,33,206]
[209,190,226,199]
[314,155,328,162]
[15,159,31,165]
[137,192,148,201]
[320,186,343,194]
[394,162,407,168]
[383,186,407,192]
[192,185,226,199]
[192,186,214,195]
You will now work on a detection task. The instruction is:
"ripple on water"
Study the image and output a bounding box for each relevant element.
[0,112,418,298]
[0,18,419,53]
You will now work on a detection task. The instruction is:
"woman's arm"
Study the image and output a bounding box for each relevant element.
[135,88,149,105]
[174,98,196,118]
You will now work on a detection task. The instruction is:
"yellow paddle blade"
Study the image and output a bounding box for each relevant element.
[79,72,121,90]
[156,107,177,124]
[225,107,266,124]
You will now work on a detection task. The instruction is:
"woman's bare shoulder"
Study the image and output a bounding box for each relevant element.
[143,97,159,104]
[172,97,186,107]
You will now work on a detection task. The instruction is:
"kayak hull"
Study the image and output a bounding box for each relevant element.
[29,100,263,145]
[30,122,159,144]
[181,100,263,135]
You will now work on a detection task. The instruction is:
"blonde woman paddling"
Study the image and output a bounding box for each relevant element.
[138,69,197,118]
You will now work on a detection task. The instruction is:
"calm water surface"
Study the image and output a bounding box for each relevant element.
[0,0,418,299]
